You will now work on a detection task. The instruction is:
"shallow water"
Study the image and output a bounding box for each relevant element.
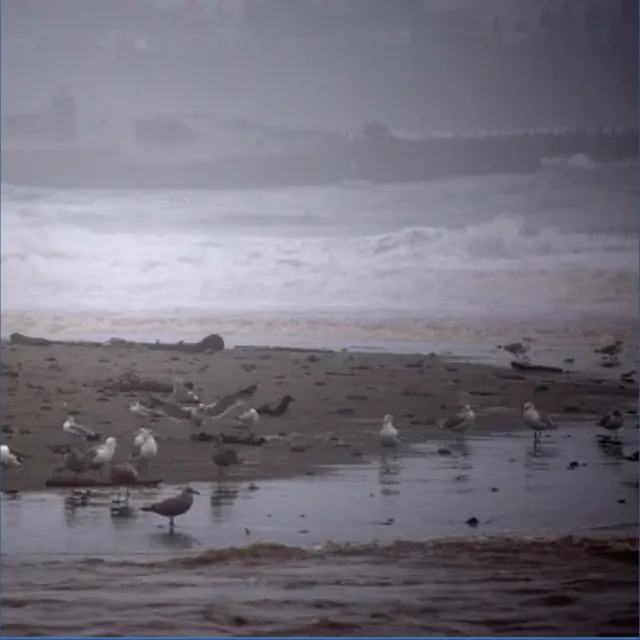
[2,427,638,636]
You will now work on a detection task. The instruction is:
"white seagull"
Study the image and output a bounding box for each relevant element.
[522,401,555,446]
[131,428,159,467]
[83,436,117,477]
[63,415,99,441]
[438,404,476,438]
[380,414,399,447]
[1,444,23,469]
[598,410,624,441]
[129,400,157,418]
[238,408,260,428]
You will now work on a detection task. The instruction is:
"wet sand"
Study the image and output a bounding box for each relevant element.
[2,343,639,636]
[1,342,638,492]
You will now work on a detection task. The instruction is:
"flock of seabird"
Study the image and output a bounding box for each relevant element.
[1,342,635,533]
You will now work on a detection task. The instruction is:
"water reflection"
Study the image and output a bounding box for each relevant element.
[148,530,200,551]
[2,425,638,559]
[210,482,240,520]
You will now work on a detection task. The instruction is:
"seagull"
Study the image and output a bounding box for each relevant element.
[498,338,533,362]
[82,437,118,478]
[1,444,23,470]
[256,394,295,417]
[171,377,200,405]
[212,440,241,476]
[110,462,139,506]
[150,397,204,425]
[201,383,259,421]
[129,400,162,418]
[62,415,100,441]
[140,486,200,532]
[52,445,91,479]
[379,414,399,447]
[598,410,624,442]
[238,408,259,428]
[438,404,476,439]
[595,340,624,363]
[130,428,158,469]
[522,401,555,446]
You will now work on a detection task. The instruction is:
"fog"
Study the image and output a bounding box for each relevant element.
[2,0,638,135]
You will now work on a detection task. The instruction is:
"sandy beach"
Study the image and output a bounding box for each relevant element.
[2,341,638,492]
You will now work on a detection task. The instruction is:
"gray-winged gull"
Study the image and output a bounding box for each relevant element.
[598,409,624,442]
[212,440,241,475]
[522,401,555,446]
[595,340,624,363]
[379,414,399,447]
[438,404,476,439]
[53,445,91,478]
[256,393,294,417]
[140,486,200,531]
[110,462,139,507]
[62,415,100,441]
[498,338,533,361]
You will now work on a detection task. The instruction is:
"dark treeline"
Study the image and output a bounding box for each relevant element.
[1,0,638,131]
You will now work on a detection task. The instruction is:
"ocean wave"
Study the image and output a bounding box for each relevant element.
[2,172,637,326]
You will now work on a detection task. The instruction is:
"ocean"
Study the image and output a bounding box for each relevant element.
[2,155,638,365]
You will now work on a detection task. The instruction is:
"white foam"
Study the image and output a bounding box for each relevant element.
[1,168,637,345]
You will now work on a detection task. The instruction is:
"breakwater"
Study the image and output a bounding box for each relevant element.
[1,127,636,191]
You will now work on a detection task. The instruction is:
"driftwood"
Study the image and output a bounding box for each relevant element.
[190,431,266,446]
[510,361,565,374]
[45,476,163,489]
[8,332,225,353]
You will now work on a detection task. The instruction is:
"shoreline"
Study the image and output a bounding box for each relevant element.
[2,340,637,493]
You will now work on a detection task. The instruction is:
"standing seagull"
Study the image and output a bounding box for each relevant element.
[499,338,533,362]
[379,414,399,448]
[212,440,241,476]
[53,446,91,479]
[595,340,624,364]
[1,444,23,470]
[438,405,476,439]
[110,462,139,506]
[598,410,624,442]
[140,487,200,532]
[82,437,118,479]
[238,408,259,429]
[522,401,555,446]
[130,428,159,471]
[62,415,100,442]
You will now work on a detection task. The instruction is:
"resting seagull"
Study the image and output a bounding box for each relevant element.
[438,405,476,439]
[238,408,259,428]
[1,444,23,470]
[171,377,200,405]
[63,415,100,442]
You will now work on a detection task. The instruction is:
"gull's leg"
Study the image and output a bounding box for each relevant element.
[169,517,175,534]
